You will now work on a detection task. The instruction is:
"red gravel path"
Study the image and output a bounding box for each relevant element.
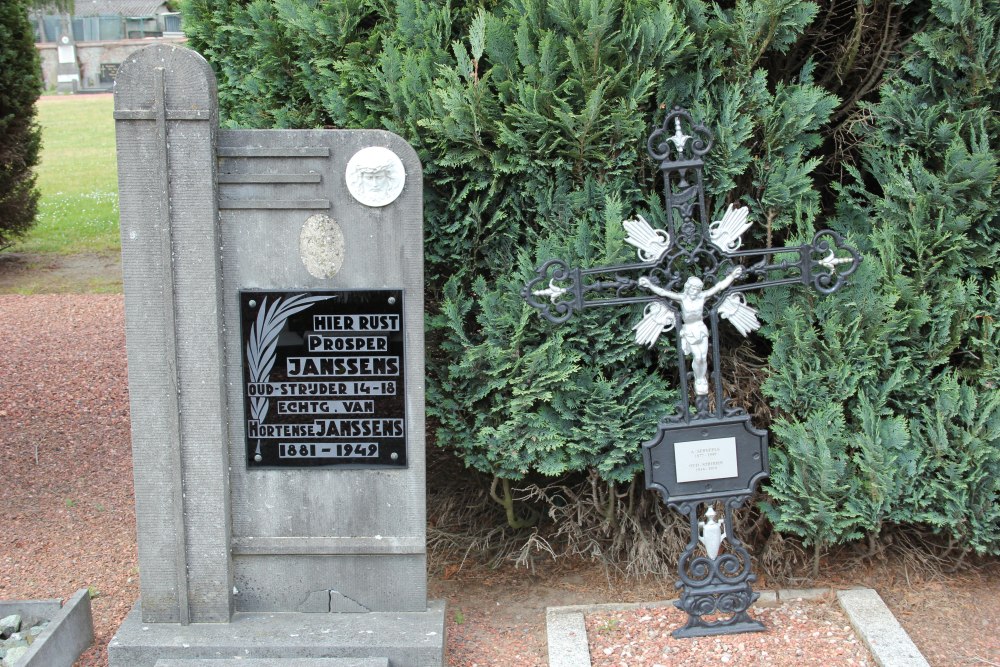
[0,295,136,665]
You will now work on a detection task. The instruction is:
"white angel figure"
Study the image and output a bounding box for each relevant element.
[623,215,670,262]
[718,293,761,336]
[709,204,752,252]
[635,266,745,395]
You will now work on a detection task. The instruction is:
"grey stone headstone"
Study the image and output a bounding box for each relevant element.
[110,43,442,666]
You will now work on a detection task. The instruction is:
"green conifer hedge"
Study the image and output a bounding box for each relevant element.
[759,0,1000,559]
[0,0,42,248]
[182,0,1000,565]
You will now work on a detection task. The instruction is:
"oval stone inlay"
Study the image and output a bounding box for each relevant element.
[300,214,345,279]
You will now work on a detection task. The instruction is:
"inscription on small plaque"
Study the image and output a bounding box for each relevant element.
[240,289,406,468]
[674,437,738,483]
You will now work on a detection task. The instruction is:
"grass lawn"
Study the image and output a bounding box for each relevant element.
[12,94,120,254]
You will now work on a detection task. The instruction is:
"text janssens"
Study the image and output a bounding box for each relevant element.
[286,356,399,377]
[248,419,404,439]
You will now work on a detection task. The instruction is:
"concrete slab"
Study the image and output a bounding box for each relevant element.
[756,590,779,608]
[0,600,62,627]
[837,588,929,667]
[547,600,675,615]
[545,610,591,667]
[109,599,445,667]
[779,587,832,601]
[155,659,388,666]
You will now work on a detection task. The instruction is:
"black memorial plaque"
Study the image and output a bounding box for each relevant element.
[100,63,120,84]
[240,289,406,468]
[642,415,768,506]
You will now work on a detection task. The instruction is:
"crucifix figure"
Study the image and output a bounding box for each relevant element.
[523,106,859,638]
[635,267,745,395]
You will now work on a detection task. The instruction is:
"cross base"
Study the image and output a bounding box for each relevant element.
[661,493,769,641]
[672,613,765,639]
[672,582,764,638]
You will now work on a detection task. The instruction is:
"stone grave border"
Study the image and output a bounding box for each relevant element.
[545,587,929,667]
[0,588,94,667]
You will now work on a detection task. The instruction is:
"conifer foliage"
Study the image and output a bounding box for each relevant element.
[0,0,43,248]
[183,0,1000,563]
[760,0,1000,559]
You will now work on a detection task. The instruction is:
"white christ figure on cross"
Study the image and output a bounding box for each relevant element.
[635,266,748,395]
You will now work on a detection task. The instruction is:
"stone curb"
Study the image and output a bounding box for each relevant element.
[837,588,930,667]
[545,610,593,667]
[545,587,926,667]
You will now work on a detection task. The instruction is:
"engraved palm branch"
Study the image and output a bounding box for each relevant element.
[246,294,333,422]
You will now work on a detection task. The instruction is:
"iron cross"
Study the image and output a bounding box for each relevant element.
[521,107,859,638]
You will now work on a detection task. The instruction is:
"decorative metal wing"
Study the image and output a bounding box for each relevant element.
[718,293,761,337]
[632,300,676,347]
[623,215,671,262]
[709,204,752,253]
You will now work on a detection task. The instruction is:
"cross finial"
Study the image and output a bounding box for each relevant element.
[667,116,692,153]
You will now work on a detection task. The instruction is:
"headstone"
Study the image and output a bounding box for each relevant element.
[55,17,79,94]
[107,43,445,666]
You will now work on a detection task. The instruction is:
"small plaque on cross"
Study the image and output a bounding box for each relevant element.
[674,437,738,483]
[643,416,768,506]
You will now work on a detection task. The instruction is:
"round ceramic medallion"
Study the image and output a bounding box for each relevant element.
[345,146,406,207]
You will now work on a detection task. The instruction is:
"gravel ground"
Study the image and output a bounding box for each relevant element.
[587,599,872,666]
[0,295,136,665]
[1,293,997,667]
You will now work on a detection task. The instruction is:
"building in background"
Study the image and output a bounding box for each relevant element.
[32,0,185,92]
